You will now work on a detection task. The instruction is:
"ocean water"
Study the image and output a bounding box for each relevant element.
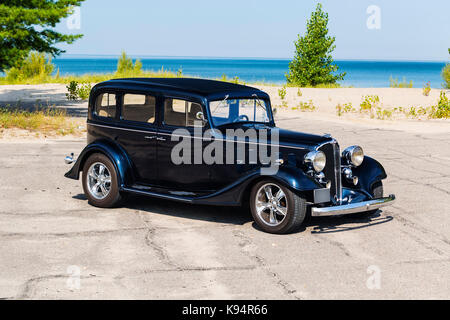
[52,57,447,88]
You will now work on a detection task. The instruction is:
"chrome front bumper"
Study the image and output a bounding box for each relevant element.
[311,194,396,217]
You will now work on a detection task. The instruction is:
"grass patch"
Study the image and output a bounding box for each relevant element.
[292,100,317,112]
[389,76,414,88]
[0,107,83,136]
[429,91,450,118]
[336,92,450,120]
[0,68,181,85]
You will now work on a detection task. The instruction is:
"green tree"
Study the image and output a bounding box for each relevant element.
[116,51,143,75]
[442,48,450,89]
[286,3,345,86]
[0,0,85,72]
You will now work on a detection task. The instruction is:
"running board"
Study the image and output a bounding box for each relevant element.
[121,187,196,203]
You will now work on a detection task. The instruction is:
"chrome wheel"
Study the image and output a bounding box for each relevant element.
[255,183,288,227]
[87,162,111,200]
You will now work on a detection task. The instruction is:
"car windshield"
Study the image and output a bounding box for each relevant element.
[209,98,271,127]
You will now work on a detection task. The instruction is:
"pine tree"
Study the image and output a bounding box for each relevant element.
[0,0,85,72]
[286,3,345,86]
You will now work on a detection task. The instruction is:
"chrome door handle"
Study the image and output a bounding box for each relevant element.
[144,136,156,140]
[156,137,166,142]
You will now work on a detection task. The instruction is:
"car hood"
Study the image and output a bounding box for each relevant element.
[219,123,333,151]
[276,128,333,150]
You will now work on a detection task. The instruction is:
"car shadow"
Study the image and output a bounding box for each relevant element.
[305,211,394,234]
[73,194,253,226]
[73,193,394,233]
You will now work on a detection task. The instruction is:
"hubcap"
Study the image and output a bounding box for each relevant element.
[87,162,111,200]
[255,183,288,227]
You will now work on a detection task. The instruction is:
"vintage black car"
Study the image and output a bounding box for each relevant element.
[65,78,395,234]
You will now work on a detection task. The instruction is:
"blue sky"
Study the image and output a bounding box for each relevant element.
[56,0,450,61]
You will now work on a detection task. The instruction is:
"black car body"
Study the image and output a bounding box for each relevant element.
[65,78,395,234]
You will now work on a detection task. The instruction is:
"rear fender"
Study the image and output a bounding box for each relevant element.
[64,140,134,188]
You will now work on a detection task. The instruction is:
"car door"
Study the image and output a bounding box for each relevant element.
[115,91,159,185]
[157,96,212,192]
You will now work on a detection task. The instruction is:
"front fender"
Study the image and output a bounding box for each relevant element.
[353,156,387,194]
[272,165,321,192]
[232,166,321,205]
[64,139,134,188]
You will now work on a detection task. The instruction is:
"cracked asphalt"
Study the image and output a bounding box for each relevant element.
[0,117,449,300]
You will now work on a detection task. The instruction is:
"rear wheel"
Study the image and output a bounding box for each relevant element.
[250,180,306,234]
[82,153,122,208]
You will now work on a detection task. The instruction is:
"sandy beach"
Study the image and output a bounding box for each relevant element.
[0,83,449,138]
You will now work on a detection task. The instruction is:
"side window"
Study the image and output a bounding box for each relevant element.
[95,93,116,118]
[164,99,204,127]
[122,94,156,124]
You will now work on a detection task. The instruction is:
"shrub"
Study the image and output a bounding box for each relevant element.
[375,107,393,120]
[5,52,54,82]
[66,81,92,101]
[66,81,79,100]
[442,64,450,89]
[297,88,303,97]
[295,100,316,112]
[429,91,450,119]
[278,86,287,100]
[389,76,413,88]
[336,102,355,116]
[423,82,431,96]
[116,51,143,76]
[360,95,380,113]
[77,83,92,100]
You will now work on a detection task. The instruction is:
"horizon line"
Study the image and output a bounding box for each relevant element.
[57,54,448,63]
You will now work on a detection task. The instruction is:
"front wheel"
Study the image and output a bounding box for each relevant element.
[82,153,122,208]
[250,180,306,234]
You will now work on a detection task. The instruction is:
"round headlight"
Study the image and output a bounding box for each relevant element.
[343,146,365,167]
[304,151,326,173]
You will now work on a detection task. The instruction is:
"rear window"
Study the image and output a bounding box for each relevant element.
[122,94,156,124]
[95,93,116,118]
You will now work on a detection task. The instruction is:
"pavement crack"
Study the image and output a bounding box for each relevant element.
[0,227,147,240]
[140,265,256,274]
[17,274,97,299]
[232,230,304,299]
[138,212,179,268]
[391,205,450,248]
[390,173,450,196]
[316,237,352,257]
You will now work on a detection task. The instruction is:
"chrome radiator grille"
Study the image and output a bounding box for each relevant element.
[319,142,342,204]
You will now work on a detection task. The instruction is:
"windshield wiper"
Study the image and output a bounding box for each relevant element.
[211,94,229,115]
[252,94,270,122]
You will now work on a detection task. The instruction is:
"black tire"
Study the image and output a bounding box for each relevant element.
[353,181,384,218]
[82,153,122,208]
[250,180,306,234]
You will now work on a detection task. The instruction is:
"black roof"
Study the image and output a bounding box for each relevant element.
[103,78,266,98]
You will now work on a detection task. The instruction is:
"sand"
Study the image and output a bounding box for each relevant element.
[0,83,449,139]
